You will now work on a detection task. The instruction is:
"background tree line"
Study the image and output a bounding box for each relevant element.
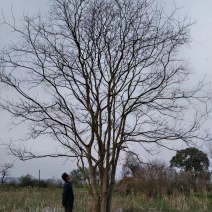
[1,147,211,198]
[1,174,62,188]
[117,148,211,196]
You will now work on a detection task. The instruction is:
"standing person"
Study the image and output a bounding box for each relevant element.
[61,172,74,212]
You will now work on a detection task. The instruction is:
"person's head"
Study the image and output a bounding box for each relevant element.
[61,172,71,182]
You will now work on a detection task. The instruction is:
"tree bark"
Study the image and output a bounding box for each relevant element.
[92,195,100,212]
[100,172,108,212]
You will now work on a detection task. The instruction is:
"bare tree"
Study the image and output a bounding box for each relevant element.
[0,0,211,211]
[122,152,140,177]
[0,163,14,184]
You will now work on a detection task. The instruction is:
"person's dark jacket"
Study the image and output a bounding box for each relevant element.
[62,181,74,206]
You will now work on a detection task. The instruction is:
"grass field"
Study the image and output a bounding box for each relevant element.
[1,187,212,211]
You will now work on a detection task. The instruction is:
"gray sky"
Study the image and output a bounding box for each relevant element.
[0,0,212,179]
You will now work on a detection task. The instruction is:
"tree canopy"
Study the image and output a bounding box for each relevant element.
[170,147,210,173]
[0,0,211,211]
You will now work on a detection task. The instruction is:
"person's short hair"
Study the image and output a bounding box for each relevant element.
[62,172,68,181]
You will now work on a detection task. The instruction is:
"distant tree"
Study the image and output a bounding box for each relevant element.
[19,174,36,187]
[118,160,178,195]
[170,147,210,182]
[122,152,140,177]
[0,163,14,184]
[71,167,100,187]
[71,168,86,187]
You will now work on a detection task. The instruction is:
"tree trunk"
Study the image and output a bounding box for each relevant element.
[106,182,115,212]
[100,172,108,212]
[1,175,5,184]
[91,192,111,212]
[100,196,107,212]
[90,171,114,212]
[106,168,116,212]
[92,194,100,212]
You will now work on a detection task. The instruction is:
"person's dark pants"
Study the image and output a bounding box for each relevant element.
[64,202,73,212]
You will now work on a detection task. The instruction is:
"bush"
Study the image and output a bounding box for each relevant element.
[117,161,211,196]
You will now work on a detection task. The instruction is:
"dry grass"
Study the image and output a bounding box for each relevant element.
[1,187,212,212]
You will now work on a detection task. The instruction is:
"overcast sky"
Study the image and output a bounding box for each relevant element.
[0,0,212,179]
